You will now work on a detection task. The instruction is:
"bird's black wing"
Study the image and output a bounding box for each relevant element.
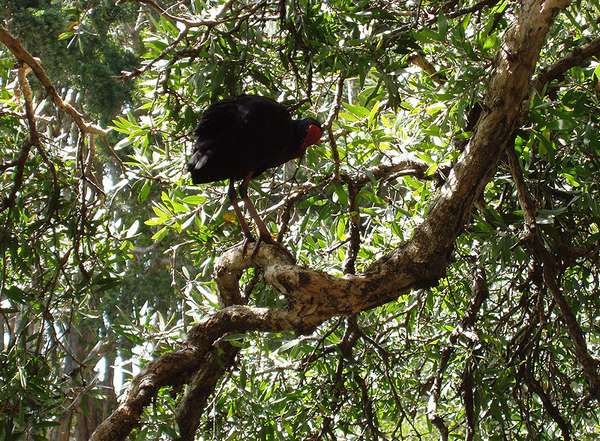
[188,95,294,183]
[187,98,249,183]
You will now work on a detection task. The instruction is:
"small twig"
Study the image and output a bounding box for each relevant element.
[445,0,499,20]
[325,75,345,179]
[0,62,38,213]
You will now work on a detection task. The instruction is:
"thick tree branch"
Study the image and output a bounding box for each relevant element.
[173,244,248,441]
[344,181,361,275]
[92,0,572,439]
[90,302,298,441]
[174,340,239,441]
[0,26,108,136]
[534,36,600,91]
[419,0,570,255]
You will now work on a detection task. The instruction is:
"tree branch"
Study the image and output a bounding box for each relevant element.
[427,261,488,440]
[534,36,600,91]
[128,0,235,28]
[325,75,345,179]
[1,63,37,213]
[506,145,600,400]
[520,366,571,439]
[0,26,108,136]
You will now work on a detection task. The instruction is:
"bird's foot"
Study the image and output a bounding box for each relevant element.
[238,235,295,263]
[240,234,256,257]
[248,234,277,258]
[239,234,276,258]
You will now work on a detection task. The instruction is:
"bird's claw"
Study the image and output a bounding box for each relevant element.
[241,234,256,257]
[250,234,278,258]
[240,234,276,258]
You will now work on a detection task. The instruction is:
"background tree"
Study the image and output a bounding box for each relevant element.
[1,0,599,440]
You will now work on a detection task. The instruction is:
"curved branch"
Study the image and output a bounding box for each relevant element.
[0,26,108,136]
[129,0,235,28]
[174,339,238,441]
[507,146,600,399]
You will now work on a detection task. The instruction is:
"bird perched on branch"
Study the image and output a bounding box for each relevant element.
[187,94,322,248]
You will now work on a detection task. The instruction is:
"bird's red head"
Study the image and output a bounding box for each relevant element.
[301,120,322,149]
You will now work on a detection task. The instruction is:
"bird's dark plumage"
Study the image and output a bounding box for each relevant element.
[187,95,322,246]
[187,95,321,184]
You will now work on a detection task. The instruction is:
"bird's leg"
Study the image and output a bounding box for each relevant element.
[239,174,275,255]
[290,153,305,184]
[228,180,254,254]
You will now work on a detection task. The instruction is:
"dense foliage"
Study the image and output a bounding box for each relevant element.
[1,0,599,439]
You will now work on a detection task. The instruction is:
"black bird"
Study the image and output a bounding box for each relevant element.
[187,95,322,245]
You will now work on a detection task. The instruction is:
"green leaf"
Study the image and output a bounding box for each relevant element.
[4,286,28,303]
[368,100,383,129]
[183,195,208,205]
[152,226,169,241]
[344,103,369,118]
[152,205,172,220]
[138,180,152,203]
[145,217,164,226]
[336,215,347,241]
[114,137,132,151]
[437,15,448,36]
